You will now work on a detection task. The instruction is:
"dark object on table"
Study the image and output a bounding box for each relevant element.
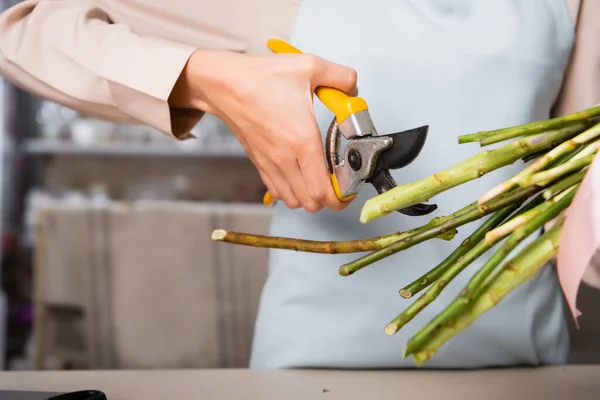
[0,391,106,400]
[46,391,106,400]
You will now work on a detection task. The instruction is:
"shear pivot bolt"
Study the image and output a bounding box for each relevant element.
[348,149,362,171]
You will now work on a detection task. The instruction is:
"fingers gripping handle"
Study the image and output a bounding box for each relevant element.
[263,175,354,206]
[262,39,362,206]
[267,39,367,123]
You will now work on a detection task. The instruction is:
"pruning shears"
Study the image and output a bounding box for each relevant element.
[262,39,436,216]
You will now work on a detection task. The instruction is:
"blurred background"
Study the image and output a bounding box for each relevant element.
[0,0,599,374]
[0,0,274,372]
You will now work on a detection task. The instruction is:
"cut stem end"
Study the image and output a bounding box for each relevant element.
[384,323,399,336]
[211,229,227,241]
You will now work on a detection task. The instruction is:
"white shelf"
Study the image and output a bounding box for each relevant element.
[22,140,249,159]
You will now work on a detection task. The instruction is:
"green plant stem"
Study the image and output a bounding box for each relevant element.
[211,220,457,254]
[411,218,565,366]
[386,205,519,334]
[360,124,584,223]
[390,192,545,335]
[532,143,588,186]
[211,198,482,255]
[484,194,557,243]
[479,122,589,147]
[522,150,549,163]
[479,122,600,204]
[403,187,576,358]
[518,154,595,188]
[340,186,541,276]
[399,192,544,298]
[398,206,516,299]
[457,104,600,144]
[548,144,585,167]
[570,139,600,162]
[542,169,588,199]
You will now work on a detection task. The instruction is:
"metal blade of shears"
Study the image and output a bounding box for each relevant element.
[377,125,429,169]
[366,125,437,216]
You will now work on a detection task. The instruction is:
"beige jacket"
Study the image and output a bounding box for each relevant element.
[0,0,599,286]
[0,0,594,138]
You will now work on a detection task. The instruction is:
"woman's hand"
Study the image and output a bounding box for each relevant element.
[172,49,357,212]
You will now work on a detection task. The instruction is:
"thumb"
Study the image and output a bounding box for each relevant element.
[311,57,358,95]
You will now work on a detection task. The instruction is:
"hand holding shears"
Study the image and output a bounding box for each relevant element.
[263,39,436,216]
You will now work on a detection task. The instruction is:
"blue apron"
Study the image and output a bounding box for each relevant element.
[250,0,575,368]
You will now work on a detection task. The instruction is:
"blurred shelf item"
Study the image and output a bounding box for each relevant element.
[30,101,249,159]
[21,139,249,159]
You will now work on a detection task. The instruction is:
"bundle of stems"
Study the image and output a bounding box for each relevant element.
[211,104,600,366]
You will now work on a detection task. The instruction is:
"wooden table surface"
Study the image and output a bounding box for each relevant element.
[0,366,598,400]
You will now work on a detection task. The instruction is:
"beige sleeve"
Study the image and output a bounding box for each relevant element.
[554,0,600,116]
[576,0,600,291]
[0,0,203,139]
[554,0,600,289]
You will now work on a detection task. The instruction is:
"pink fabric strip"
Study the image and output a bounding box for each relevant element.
[557,152,600,328]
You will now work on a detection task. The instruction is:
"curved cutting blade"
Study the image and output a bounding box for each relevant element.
[367,163,437,216]
[366,125,436,216]
[377,125,429,170]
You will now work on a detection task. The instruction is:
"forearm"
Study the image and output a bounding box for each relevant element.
[169,49,221,113]
[0,0,201,138]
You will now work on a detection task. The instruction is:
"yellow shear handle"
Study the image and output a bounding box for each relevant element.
[262,38,359,206]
